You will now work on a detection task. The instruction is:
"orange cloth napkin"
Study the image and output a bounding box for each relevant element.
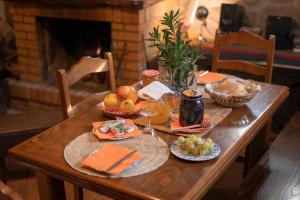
[93,119,141,139]
[170,113,210,133]
[197,70,225,84]
[81,144,143,175]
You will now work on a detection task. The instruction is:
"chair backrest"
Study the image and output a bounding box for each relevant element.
[57,52,116,119]
[212,30,275,83]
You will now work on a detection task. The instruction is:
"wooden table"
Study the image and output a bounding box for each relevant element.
[9,83,289,200]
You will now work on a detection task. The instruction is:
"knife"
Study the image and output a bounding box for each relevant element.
[106,150,138,174]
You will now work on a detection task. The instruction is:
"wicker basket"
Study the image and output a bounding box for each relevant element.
[204,83,257,107]
[98,101,144,119]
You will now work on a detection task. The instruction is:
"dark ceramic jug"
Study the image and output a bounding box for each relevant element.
[179,90,204,127]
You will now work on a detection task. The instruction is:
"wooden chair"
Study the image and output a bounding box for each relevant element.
[56,53,116,200]
[212,31,276,176]
[0,180,23,200]
[212,30,275,83]
[57,53,116,119]
[0,109,62,182]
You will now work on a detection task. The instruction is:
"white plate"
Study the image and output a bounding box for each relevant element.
[170,140,220,161]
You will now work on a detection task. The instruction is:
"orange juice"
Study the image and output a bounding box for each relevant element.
[146,101,171,125]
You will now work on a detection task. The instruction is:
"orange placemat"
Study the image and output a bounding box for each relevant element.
[170,113,210,133]
[197,70,225,84]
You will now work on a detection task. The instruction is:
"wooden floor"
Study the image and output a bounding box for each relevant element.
[5,156,244,200]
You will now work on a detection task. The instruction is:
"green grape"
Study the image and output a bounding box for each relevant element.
[188,134,195,139]
[192,147,199,156]
[178,136,185,144]
[196,143,202,149]
[186,145,195,154]
[180,143,187,150]
[194,137,201,145]
[185,140,193,147]
[207,143,213,152]
[200,149,207,156]
[206,138,213,144]
[202,142,211,150]
[190,135,198,142]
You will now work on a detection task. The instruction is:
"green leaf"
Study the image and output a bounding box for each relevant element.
[146,9,201,87]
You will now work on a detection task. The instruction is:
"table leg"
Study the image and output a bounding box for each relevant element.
[0,157,7,183]
[35,171,66,200]
[244,121,271,176]
[73,185,83,200]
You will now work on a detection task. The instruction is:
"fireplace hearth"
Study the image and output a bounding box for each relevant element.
[39,17,111,83]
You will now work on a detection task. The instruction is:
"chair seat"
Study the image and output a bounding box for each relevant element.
[0,109,62,137]
[0,109,63,182]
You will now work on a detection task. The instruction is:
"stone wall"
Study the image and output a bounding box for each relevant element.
[7,2,145,84]
[0,1,14,45]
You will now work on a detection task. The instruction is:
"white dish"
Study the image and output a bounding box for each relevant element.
[170,140,220,161]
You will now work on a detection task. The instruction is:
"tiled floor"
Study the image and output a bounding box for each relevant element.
[5,157,244,200]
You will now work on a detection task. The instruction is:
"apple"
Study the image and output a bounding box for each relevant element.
[116,86,138,103]
[119,99,135,112]
[116,86,131,100]
[127,88,138,103]
[103,93,120,109]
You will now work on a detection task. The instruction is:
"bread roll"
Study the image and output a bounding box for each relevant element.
[213,78,251,96]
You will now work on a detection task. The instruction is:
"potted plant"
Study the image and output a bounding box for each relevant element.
[147,9,200,91]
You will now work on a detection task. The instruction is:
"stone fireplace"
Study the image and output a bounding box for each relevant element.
[5,0,159,108]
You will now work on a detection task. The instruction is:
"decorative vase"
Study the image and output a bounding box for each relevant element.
[158,60,171,88]
[158,60,187,93]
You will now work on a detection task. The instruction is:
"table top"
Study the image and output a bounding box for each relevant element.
[9,83,289,200]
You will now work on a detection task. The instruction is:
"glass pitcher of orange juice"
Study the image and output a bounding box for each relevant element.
[145,96,171,125]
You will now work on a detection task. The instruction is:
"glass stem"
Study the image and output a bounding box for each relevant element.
[147,116,151,129]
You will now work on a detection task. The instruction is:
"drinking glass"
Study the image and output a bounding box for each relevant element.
[139,100,159,152]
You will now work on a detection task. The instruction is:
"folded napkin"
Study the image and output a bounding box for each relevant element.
[138,81,173,100]
[170,113,210,133]
[81,144,143,175]
[197,71,225,84]
[93,119,141,139]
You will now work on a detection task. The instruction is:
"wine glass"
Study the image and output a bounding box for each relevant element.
[139,100,159,152]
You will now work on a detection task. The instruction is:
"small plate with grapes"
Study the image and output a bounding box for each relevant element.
[170,135,220,161]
